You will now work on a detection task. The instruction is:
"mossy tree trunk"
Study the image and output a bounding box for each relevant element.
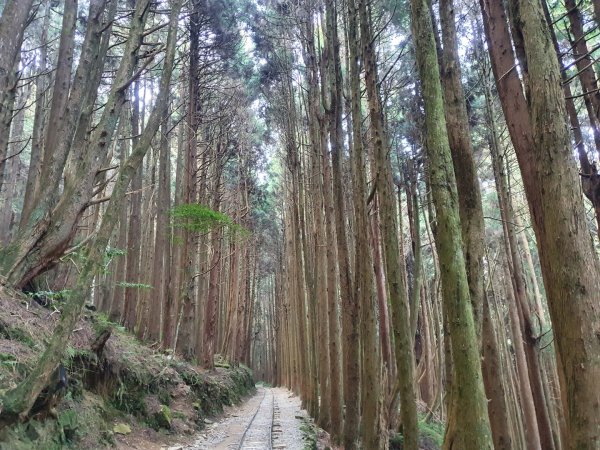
[483,0,600,446]
[0,0,120,289]
[356,0,417,447]
[0,0,181,422]
[410,0,493,448]
[348,1,385,447]
[438,0,515,445]
[324,1,359,447]
[0,0,34,193]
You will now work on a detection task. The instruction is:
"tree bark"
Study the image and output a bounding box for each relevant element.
[483,0,600,446]
[357,0,416,447]
[410,0,493,447]
[0,0,181,421]
[0,0,34,192]
[325,1,359,447]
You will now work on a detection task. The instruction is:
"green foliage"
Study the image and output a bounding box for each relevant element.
[389,414,444,449]
[171,203,248,237]
[148,405,172,430]
[299,417,317,450]
[26,290,71,306]
[104,247,126,260]
[418,416,444,446]
[57,410,79,443]
[113,380,147,416]
[0,409,81,449]
[102,247,126,272]
[92,313,126,335]
[0,353,17,365]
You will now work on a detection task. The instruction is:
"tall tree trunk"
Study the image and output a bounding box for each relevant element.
[349,1,384,447]
[483,0,600,445]
[25,0,78,224]
[321,75,343,446]
[20,0,50,228]
[176,0,202,358]
[164,121,185,349]
[123,80,142,330]
[325,1,359,446]
[357,0,416,447]
[301,8,331,428]
[0,0,35,192]
[148,110,171,342]
[0,0,181,421]
[410,0,493,447]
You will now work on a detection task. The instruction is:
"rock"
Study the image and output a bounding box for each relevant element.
[153,404,172,429]
[171,418,193,435]
[113,423,131,435]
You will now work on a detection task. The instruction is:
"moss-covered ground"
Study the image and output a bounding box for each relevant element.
[0,286,255,449]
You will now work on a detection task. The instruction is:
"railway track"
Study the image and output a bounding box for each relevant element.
[185,387,302,449]
[237,388,274,449]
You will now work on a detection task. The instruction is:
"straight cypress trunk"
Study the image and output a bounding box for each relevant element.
[301,9,331,428]
[325,1,359,447]
[123,80,142,330]
[148,112,171,342]
[0,0,182,420]
[349,1,383,447]
[356,0,417,447]
[484,0,600,445]
[21,0,50,228]
[410,0,493,447]
[0,0,35,192]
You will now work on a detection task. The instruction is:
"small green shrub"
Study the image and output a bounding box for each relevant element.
[171,203,248,238]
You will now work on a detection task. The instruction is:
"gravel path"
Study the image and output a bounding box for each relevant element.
[181,386,310,450]
[271,387,309,449]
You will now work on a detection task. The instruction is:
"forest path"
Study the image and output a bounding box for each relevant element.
[181,387,309,450]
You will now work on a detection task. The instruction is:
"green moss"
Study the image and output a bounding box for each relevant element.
[157,387,171,406]
[57,410,79,443]
[389,414,444,450]
[0,409,80,450]
[0,321,35,348]
[149,405,172,430]
[299,417,317,450]
[112,380,147,415]
[172,365,254,419]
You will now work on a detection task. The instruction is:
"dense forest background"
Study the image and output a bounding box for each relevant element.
[0,0,599,448]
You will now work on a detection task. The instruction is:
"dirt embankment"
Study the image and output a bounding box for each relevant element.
[0,286,255,449]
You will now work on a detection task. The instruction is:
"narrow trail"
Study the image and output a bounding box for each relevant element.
[182,387,310,450]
